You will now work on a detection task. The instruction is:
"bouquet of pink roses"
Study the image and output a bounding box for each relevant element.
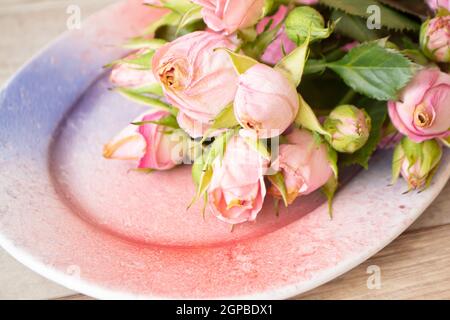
[103,0,450,225]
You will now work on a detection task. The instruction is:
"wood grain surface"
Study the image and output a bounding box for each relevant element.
[0,0,449,300]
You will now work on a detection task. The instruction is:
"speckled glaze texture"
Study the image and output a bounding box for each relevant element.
[0,0,449,300]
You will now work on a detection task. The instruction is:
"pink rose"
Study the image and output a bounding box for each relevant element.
[234,64,299,138]
[208,135,268,224]
[192,0,265,35]
[420,16,450,63]
[110,50,157,88]
[270,128,334,204]
[426,0,450,11]
[388,68,450,143]
[256,5,296,65]
[152,31,238,138]
[103,110,187,170]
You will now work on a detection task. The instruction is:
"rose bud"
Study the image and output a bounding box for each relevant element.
[110,49,156,89]
[392,137,443,190]
[208,135,269,225]
[420,16,450,63]
[270,128,334,204]
[103,110,188,170]
[426,0,450,12]
[323,105,372,153]
[256,5,296,65]
[388,68,450,143]
[234,64,299,139]
[192,0,265,35]
[152,31,238,138]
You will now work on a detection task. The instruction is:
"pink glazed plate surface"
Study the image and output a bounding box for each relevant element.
[0,0,449,299]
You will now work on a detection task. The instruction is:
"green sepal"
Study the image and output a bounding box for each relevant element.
[321,175,338,219]
[268,172,289,207]
[115,88,176,115]
[274,35,310,87]
[243,137,271,161]
[105,50,155,70]
[210,104,239,131]
[326,141,339,179]
[147,0,197,14]
[218,48,259,75]
[114,83,163,96]
[242,24,282,60]
[391,142,404,185]
[420,139,443,180]
[440,136,450,148]
[190,130,236,207]
[200,104,239,142]
[123,37,167,50]
[144,11,181,35]
[131,114,180,129]
[295,94,331,138]
[176,5,203,35]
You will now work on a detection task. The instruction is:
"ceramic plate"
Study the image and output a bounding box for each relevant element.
[0,0,449,300]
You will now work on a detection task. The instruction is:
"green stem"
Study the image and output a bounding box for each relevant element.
[338,90,357,105]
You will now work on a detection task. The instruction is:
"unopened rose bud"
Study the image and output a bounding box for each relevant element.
[103,110,188,170]
[420,16,450,63]
[234,63,299,139]
[392,137,443,190]
[324,105,372,153]
[110,49,156,89]
[426,0,450,12]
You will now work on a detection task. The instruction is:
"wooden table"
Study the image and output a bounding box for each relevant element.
[1,0,449,300]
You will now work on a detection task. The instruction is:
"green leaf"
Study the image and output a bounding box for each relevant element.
[144,11,181,35]
[123,37,167,50]
[322,175,338,218]
[319,0,420,32]
[219,48,259,75]
[268,172,289,207]
[303,59,328,75]
[285,6,335,44]
[340,99,388,168]
[377,0,430,19]
[295,94,331,138]
[115,88,176,115]
[274,35,309,87]
[331,10,384,42]
[176,5,203,35]
[327,43,417,101]
[132,114,180,129]
[401,49,429,66]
